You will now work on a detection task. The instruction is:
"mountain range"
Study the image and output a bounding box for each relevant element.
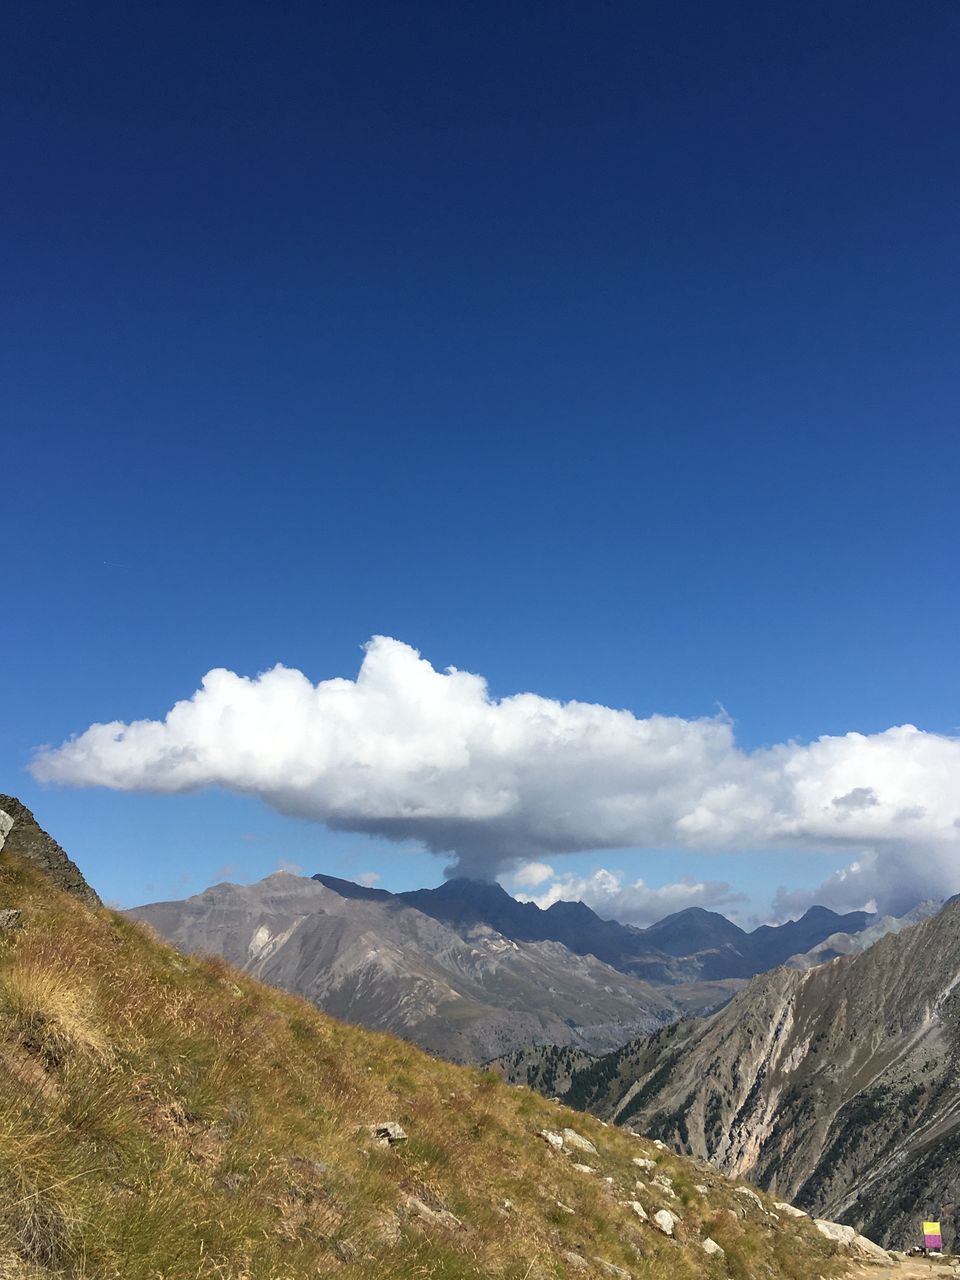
[130,872,680,1061]
[314,873,877,983]
[491,896,960,1250]
[132,869,884,1063]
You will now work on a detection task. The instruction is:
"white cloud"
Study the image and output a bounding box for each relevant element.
[357,871,381,888]
[517,867,747,927]
[773,843,957,918]
[274,858,304,875]
[507,861,555,889]
[31,635,960,907]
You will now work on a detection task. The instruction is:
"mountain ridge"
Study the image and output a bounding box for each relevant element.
[316,873,877,984]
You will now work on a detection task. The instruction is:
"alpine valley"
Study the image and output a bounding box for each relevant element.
[491,897,960,1251]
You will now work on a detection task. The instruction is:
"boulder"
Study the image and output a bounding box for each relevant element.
[734,1186,762,1208]
[563,1127,598,1154]
[702,1237,724,1256]
[813,1219,893,1265]
[653,1208,680,1236]
[538,1129,564,1150]
[622,1200,648,1222]
[773,1200,807,1218]
[572,1163,596,1174]
[632,1157,656,1173]
[366,1122,407,1146]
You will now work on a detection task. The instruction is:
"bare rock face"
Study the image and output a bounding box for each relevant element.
[537,898,960,1251]
[0,796,101,906]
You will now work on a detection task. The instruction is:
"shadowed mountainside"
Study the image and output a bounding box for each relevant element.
[492,900,960,1252]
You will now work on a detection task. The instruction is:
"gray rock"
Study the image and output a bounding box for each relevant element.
[652,1208,680,1236]
[622,1199,648,1221]
[401,1195,462,1229]
[813,1219,892,1264]
[701,1237,724,1256]
[734,1187,763,1210]
[538,1128,564,1150]
[0,909,22,933]
[773,1200,807,1218]
[562,1127,598,1154]
[366,1122,407,1146]
[572,1162,597,1174]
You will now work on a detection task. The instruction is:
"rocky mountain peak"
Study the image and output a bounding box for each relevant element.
[0,795,101,906]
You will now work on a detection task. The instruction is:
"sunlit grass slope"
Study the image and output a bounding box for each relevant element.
[0,854,845,1280]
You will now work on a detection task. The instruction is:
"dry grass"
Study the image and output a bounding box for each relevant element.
[0,963,108,1070]
[0,854,849,1279]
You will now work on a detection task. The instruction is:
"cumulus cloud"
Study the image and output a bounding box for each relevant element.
[773,843,959,919]
[516,867,747,928]
[31,636,960,906]
[508,861,556,890]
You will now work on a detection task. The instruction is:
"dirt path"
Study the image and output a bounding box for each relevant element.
[846,1263,957,1279]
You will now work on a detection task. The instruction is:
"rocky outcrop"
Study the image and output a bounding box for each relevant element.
[0,796,101,906]
[813,1218,894,1265]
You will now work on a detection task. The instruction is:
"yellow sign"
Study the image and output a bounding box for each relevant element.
[923,1222,941,1235]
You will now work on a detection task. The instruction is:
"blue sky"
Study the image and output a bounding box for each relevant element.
[3,1,958,921]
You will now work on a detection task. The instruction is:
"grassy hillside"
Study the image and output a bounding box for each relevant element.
[0,854,847,1279]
